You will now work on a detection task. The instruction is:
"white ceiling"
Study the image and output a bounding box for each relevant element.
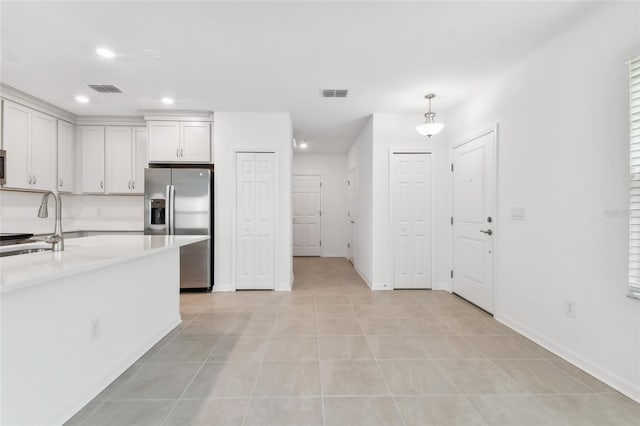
[1,1,598,153]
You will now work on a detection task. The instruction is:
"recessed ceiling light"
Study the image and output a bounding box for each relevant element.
[299,142,308,149]
[96,47,115,58]
[161,97,175,105]
[75,95,90,103]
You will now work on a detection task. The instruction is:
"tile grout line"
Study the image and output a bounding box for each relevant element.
[157,317,225,426]
[315,295,327,426]
[352,302,408,426]
[240,300,278,426]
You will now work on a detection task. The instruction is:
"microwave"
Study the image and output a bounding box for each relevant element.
[0,149,5,185]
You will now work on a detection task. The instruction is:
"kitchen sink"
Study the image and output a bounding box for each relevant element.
[0,247,52,258]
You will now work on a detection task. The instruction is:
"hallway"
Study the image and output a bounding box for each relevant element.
[67,257,640,425]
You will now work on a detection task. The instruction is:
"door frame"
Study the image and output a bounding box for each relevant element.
[232,149,278,291]
[292,174,322,257]
[389,149,436,290]
[450,124,499,313]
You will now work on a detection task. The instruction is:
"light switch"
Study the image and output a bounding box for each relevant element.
[511,206,526,220]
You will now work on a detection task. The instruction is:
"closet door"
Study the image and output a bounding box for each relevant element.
[236,152,275,290]
[391,152,432,289]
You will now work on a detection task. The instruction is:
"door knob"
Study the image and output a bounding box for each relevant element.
[480,229,493,235]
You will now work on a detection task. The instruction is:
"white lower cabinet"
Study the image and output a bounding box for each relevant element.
[105,126,147,194]
[2,100,57,191]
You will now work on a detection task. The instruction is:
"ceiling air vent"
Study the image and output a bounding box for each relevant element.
[88,84,124,94]
[321,89,348,98]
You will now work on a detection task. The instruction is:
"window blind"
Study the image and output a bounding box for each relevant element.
[629,57,640,299]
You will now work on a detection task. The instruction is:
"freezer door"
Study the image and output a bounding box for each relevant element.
[144,168,171,235]
[172,169,212,289]
[180,239,210,289]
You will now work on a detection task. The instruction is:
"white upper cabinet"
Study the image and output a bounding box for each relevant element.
[133,128,147,194]
[148,121,210,163]
[2,100,57,191]
[80,126,106,193]
[105,126,147,194]
[57,120,74,193]
[2,101,30,189]
[30,111,57,191]
[106,127,133,194]
[148,122,180,162]
[180,122,210,162]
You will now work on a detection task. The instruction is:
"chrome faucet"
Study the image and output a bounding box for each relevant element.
[36,190,64,251]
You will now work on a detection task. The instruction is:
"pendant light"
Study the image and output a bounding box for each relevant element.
[416,93,444,137]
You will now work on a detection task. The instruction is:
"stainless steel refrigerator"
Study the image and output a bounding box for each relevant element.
[144,166,213,291]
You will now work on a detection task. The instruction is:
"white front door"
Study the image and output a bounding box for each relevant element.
[391,153,432,289]
[452,128,496,313]
[292,175,321,256]
[236,152,276,290]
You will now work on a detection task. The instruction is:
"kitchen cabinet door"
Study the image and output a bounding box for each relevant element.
[180,122,210,162]
[148,122,180,162]
[81,126,105,193]
[30,111,57,191]
[106,127,133,194]
[132,128,147,193]
[2,100,30,189]
[57,121,74,193]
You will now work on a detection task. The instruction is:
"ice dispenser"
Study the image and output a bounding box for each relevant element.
[150,199,166,225]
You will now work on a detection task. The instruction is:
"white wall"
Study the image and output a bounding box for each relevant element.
[348,117,374,286]
[0,191,142,234]
[446,1,640,401]
[213,112,293,291]
[292,154,348,257]
[371,113,449,290]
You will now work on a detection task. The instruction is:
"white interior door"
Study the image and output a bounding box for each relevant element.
[347,169,356,263]
[452,129,496,313]
[391,153,432,289]
[236,152,275,290]
[292,175,321,256]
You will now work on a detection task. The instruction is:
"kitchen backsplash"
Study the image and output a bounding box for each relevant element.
[0,191,143,235]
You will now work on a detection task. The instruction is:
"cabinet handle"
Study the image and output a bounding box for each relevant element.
[100,180,104,190]
[33,176,37,185]
[128,181,131,190]
[132,181,135,190]
[180,148,184,158]
[28,175,32,184]
[176,148,179,158]
[59,179,63,188]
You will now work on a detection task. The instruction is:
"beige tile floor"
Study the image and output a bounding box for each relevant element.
[67,257,640,426]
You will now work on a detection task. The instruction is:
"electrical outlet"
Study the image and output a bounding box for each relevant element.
[564,300,577,319]
[91,317,101,340]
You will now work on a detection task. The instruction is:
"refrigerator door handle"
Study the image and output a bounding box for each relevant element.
[165,184,171,235]
[169,184,176,235]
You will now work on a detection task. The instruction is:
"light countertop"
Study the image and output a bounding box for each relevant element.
[0,235,209,295]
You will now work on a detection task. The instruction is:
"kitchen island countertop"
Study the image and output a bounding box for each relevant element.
[0,234,208,294]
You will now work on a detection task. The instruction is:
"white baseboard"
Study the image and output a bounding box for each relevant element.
[53,316,182,425]
[353,265,372,289]
[433,281,452,292]
[321,253,348,258]
[212,284,234,292]
[495,312,640,403]
[372,282,393,291]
